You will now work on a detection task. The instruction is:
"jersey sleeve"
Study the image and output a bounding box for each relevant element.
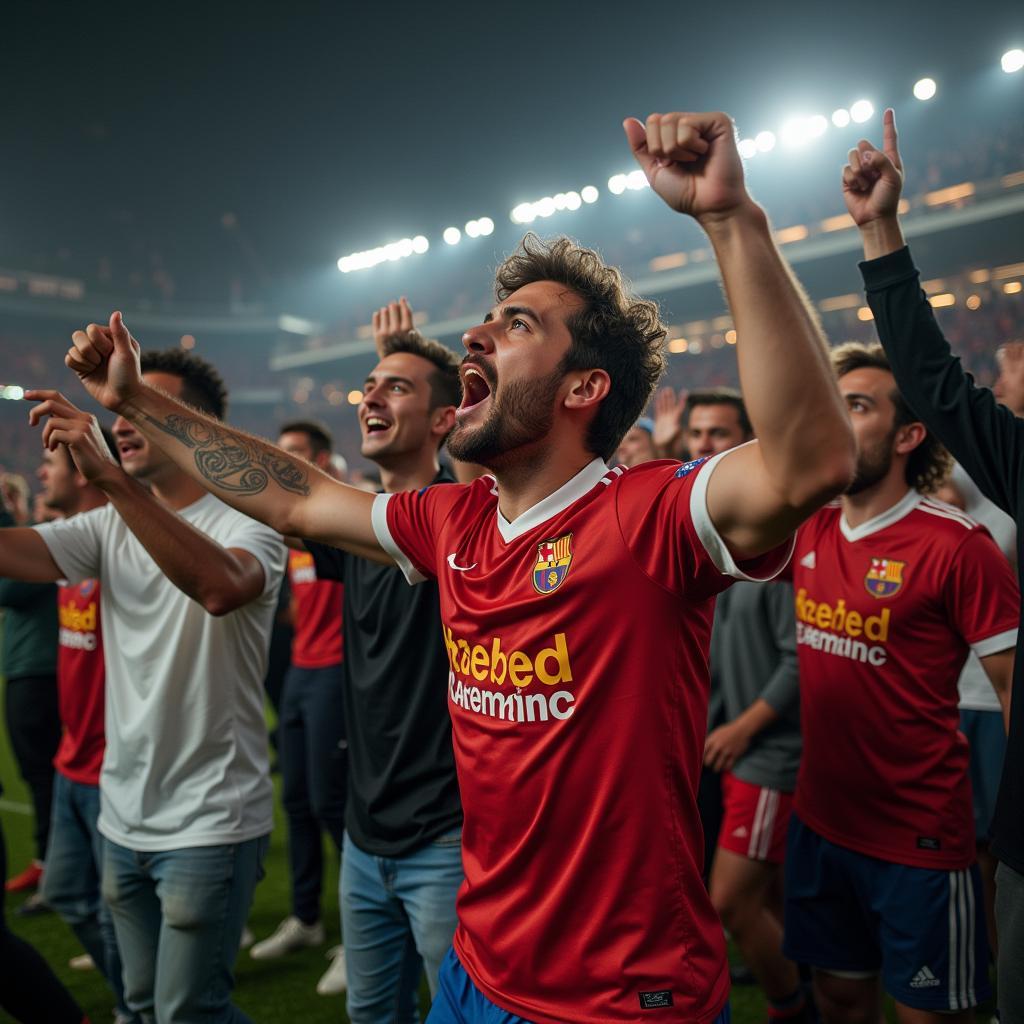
[220,512,287,599]
[33,505,108,583]
[616,446,794,601]
[944,527,1020,656]
[372,481,471,584]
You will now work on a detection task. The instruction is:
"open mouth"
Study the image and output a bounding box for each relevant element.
[117,440,143,458]
[457,365,493,419]
[363,415,393,437]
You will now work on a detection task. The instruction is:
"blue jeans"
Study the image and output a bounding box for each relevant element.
[41,773,130,1017]
[280,662,347,923]
[342,829,463,1023]
[102,834,269,1024]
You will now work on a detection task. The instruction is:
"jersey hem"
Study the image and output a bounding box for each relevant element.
[795,807,973,871]
[97,820,274,852]
[452,934,731,1024]
[55,764,102,788]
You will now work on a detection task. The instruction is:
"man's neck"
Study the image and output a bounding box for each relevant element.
[149,470,211,511]
[378,450,443,495]
[70,489,109,516]
[841,473,914,529]
[490,442,599,524]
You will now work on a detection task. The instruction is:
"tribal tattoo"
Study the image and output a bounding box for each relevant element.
[143,413,311,496]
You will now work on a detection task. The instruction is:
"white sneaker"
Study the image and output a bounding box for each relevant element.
[249,916,325,960]
[316,945,347,995]
[69,953,96,971]
[238,925,255,951]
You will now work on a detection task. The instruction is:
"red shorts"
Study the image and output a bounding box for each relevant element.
[717,773,794,864]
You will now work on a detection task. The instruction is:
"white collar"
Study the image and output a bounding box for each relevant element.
[839,489,919,543]
[496,458,610,542]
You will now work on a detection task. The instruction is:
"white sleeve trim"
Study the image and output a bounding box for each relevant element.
[688,442,796,582]
[971,628,1018,658]
[371,493,426,586]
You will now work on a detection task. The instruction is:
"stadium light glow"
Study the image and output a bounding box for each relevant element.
[737,138,757,159]
[1,385,25,400]
[780,115,828,147]
[850,100,874,123]
[913,77,937,100]
[337,235,430,273]
[608,174,627,195]
[831,108,851,128]
[443,226,462,245]
[581,185,599,203]
[347,390,363,405]
[1002,49,1024,73]
[465,220,480,238]
[755,130,776,153]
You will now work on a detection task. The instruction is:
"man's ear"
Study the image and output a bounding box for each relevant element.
[894,421,927,456]
[432,406,457,442]
[563,369,611,411]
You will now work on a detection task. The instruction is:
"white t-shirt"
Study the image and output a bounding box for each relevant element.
[36,494,285,850]
[952,463,1017,712]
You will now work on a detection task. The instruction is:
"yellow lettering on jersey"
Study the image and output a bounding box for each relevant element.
[442,626,574,691]
[795,589,889,643]
[58,601,97,632]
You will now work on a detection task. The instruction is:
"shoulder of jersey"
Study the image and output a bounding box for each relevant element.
[912,495,982,537]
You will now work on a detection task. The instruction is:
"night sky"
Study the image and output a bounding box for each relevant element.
[2,1,1022,314]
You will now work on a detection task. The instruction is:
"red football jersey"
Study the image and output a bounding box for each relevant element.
[55,579,106,785]
[288,549,343,669]
[792,491,1018,870]
[374,454,791,1024]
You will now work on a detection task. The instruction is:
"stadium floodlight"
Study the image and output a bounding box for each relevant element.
[564,191,582,211]
[1002,49,1024,74]
[465,219,481,238]
[477,217,494,236]
[535,196,557,217]
[850,99,874,123]
[625,170,648,190]
[755,130,776,153]
[832,108,851,128]
[337,235,430,273]
[608,174,627,195]
[443,226,462,245]
[913,77,937,100]
[412,235,429,253]
[1,385,25,400]
[737,138,757,159]
[780,115,829,148]
[510,203,535,224]
[581,185,599,203]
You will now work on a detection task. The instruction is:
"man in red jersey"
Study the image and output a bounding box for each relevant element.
[248,420,347,996]
[34,439,134,1020]
[783,341,1017,1023]
[55,108,855,1023]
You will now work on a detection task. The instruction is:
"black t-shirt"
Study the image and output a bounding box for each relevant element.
[306,470,461,857]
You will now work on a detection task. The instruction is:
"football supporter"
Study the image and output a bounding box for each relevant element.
[701,396,805,1021]
[303,322,465,1020]
[782,339,1017,1022]
[61,108,855,1023]
[613,417,658,467]
[17,350,285,1024]
[249,420,347,996]
[843,107,1024,1023]
[34,439,134,1020]
[651,387,752,461]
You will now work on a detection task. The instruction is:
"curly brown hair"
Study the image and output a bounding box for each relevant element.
[831,341,951,494]
[494,234,667,462]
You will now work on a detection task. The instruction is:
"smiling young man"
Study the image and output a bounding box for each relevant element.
[56,109,855,1023]
[783,342,1018,1023]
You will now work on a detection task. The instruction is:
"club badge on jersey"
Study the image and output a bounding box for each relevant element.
[533,534,573,595]
[865,557,907,599]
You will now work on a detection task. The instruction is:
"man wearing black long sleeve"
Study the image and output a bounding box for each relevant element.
[844,106,1022,1021]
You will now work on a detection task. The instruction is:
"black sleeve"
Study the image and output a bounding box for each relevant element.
[305,540,347,582]
[862,246,1024,519]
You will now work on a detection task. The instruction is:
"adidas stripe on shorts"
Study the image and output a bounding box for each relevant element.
[783,815,990,1011]
[717,773,794,864]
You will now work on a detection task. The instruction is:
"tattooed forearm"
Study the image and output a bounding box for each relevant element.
[142,412,311,496]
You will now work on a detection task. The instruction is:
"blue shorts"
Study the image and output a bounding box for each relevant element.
[427,946,732,1024]
[960,708,1006,840]
[783,815,990,1011]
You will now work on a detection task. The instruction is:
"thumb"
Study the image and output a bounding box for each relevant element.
[109,311,137,354]
[860,147,899,182]
[623,117,656,174]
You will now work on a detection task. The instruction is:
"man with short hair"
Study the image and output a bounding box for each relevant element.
[60,108,855,1022]
[302,324,465,1019]
[16,348,285,1024]
[249,419,347,993]
[614,417,657,467]
[35,438,135,1021]
[684,388,753,459]
[783,340,1017,1023]
[842,107,1024,1023]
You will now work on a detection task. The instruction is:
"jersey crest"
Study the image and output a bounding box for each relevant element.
[533,533,573,595]
[865,557,906,598]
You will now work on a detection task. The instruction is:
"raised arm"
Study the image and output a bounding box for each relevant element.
[843,107,1024,517]
[625,113,855,558]
[62,315,389,562]
[0,529,63,582]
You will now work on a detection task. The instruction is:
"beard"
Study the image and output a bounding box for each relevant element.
[447,365,563,466]
[845,433,895,496]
